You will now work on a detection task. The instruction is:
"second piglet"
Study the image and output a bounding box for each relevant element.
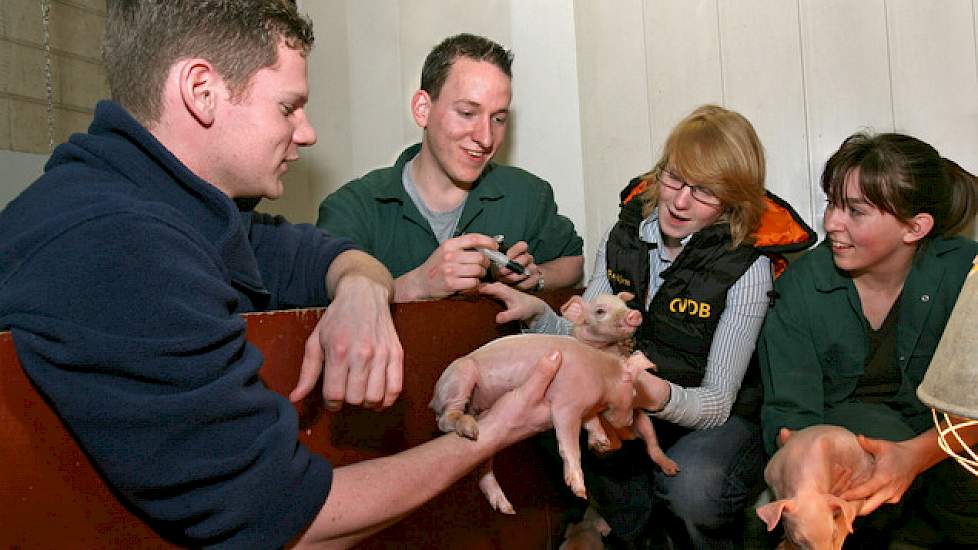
[429,292,657,514]
[757,425,873,550]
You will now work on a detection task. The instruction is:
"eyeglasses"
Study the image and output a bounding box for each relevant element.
[657,170,721,206]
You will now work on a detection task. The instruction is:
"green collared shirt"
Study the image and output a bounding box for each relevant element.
[758,236,978,453]
[316,144,583,277]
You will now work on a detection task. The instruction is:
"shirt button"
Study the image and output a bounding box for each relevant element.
[921,294,930,302]
[899,355,906,362]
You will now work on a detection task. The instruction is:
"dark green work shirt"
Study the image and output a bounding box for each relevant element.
[758,236,978,454]
[316,144,583,278]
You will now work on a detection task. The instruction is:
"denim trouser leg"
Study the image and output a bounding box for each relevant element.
[652,415,764,550]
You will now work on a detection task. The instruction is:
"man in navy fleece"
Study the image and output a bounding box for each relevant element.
[0,1,560,548]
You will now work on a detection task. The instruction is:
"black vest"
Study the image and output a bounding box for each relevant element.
[606,190,764,418]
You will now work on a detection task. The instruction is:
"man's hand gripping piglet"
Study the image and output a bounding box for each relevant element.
[429,285,674,514]
[756,425,874,550]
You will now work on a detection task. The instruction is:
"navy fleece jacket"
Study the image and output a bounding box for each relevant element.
[0,101,355,548]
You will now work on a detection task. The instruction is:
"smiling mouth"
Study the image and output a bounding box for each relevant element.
[463,148,489,160]
[667,208,690,222]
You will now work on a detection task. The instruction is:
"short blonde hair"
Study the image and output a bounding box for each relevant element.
[639,105,767,247]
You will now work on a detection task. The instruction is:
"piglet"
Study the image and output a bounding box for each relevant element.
[756,425,873,550]
[561,294,679,476]
[429,293,653,514]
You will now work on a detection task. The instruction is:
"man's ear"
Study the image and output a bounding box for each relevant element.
[411,90,431,129]
[903,213,934,244]
[179,59,220,127]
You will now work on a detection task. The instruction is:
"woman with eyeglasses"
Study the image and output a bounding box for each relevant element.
[758,132,978,547]
[482,104,815,549]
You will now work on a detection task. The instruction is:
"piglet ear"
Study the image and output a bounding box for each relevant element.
[617,291,635,303]
[560,296,587,324]
[828,495,861,534]
[756,499,793,531]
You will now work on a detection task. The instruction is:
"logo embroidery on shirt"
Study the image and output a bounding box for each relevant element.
[607,269,631,287]
[669,298,712,318]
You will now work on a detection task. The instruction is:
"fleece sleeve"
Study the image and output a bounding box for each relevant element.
[246,211,358,309]
[2,212,330,549]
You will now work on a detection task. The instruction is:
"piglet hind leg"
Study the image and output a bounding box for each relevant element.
[553,404,588,499]
[634,412,679,475]
[477,457,515,514]
[430,357,481,439]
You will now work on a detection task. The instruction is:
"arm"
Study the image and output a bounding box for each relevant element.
[480,227,616,334]
[393,233,500,302]
[842,421,978,515]
[290,250,403,411]
[651,256,773,430]
[291,350,562,548]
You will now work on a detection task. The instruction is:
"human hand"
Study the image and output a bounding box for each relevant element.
[478,281,550,325]
[840,435,928,515]
[397,233,497,301]
[477,350,561,447]
[492,240,543,292]
[290,275,404,411]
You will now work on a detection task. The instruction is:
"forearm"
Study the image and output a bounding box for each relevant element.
[393,268,429,303]
[538,255,584,290]
[326,250,395,302]
[912,419,978,473]
[293,431,502,548]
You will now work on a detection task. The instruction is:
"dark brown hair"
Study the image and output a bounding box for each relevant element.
[103,0,314,125]
[822,132,978,237]
[420,34,513,100]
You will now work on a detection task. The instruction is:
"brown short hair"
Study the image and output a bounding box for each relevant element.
[638,105,767,247]
[420,33,513,101]
[822,132,978,238]
[103,0,314,125]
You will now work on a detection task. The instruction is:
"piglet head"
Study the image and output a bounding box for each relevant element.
[562,293,642,348]
[757,494,860,550]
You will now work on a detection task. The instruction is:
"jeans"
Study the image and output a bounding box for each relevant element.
[582,415,764,549]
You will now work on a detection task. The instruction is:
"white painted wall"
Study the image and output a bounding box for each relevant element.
[5,0,977,265]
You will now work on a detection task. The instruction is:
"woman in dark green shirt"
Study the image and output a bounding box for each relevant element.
[759,132,978,547]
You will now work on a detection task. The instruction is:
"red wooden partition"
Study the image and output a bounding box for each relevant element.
[1,291,578,548]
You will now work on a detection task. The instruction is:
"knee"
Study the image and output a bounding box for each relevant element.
[658,467,731,528]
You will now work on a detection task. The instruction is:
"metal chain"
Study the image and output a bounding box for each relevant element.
[41,0,55,151]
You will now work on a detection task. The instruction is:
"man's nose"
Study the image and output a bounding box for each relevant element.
[293,110,317,147]
[471,116,492,148]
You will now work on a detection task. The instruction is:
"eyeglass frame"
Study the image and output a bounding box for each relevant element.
[655,168,722,207]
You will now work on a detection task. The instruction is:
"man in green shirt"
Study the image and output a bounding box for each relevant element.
[317,34,583,302]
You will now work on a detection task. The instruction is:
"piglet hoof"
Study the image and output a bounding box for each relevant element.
[659,459,680,476]
[479,471,515,514]
[455,415,479,440]
[587,433,611,452]
[565,469,587,499]
[649,450,679,476]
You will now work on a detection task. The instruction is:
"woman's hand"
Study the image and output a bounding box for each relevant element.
[478,281,550,325]
[840,435,930,515]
